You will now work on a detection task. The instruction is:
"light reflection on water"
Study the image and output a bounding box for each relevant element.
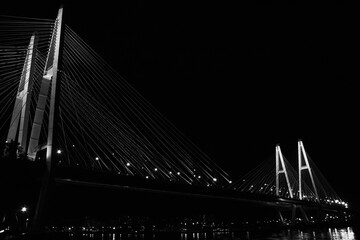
[69,227,357,240]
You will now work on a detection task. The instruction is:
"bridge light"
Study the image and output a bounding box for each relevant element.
[154,168,158,171]
[213,178,217,182]
[169,171,172,175]
[57,149,62,154]
[177,172,180,175]
[198,175,201,179]
[95,157,99,160]
[126,162,130,167]
[145,176,149,179]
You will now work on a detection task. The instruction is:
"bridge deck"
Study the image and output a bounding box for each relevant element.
[54,167,348,212]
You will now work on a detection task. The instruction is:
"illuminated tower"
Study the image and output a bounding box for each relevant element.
[27,7,63,165]
[298,140,319,201]
[275,144,293,198]
[7,34,37,152]
[29,6,64,230]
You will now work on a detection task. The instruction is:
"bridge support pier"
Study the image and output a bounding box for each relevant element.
[314,207,323,223]
[277,210,285,224]
[290,205,309,225]
[29,6,64,233]
[277,205,310,226]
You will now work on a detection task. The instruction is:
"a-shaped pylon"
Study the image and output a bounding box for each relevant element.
[275,145,293,198]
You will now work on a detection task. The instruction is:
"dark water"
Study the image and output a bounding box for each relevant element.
[64,227,358,240]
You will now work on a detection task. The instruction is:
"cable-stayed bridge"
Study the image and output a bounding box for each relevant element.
[0,7,352,230]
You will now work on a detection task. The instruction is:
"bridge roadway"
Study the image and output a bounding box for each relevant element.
[53,167,348,214]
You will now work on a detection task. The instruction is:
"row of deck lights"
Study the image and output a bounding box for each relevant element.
[94,157,221,183]
[56,149,346,196]
[325,199,348,208]
[57,149,232,185]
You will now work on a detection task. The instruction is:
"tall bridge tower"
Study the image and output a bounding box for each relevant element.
[32,7,64,229]
[275,144,293,198]
[6,34,37,152]
[298,140,319,201]
[5,7,64,230]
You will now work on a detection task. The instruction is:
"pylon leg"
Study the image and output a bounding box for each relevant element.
[30,171,51,232]
[299,206,309,223]
[291,205,297,224]
[277,210,285,224]
[7,99,22,142]
[315,208,323,223]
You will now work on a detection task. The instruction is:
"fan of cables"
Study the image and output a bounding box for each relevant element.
[0,13,232,188]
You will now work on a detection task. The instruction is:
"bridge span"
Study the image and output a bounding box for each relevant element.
[0,6,356,231]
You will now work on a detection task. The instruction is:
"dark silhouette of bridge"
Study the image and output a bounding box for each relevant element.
[0,7,353,232]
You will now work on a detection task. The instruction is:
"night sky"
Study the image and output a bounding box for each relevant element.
[1,2,359,208]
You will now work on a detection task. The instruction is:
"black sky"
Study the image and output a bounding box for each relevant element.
[1,2,359,208]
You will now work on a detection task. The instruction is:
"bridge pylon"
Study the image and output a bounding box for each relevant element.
[298,140,319,201]
[6,34,37,152]
[275,144,293,198]
[28,6,64,231]
[27,7,63,164]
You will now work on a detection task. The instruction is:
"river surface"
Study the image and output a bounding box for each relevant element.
[64,227,358,240]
